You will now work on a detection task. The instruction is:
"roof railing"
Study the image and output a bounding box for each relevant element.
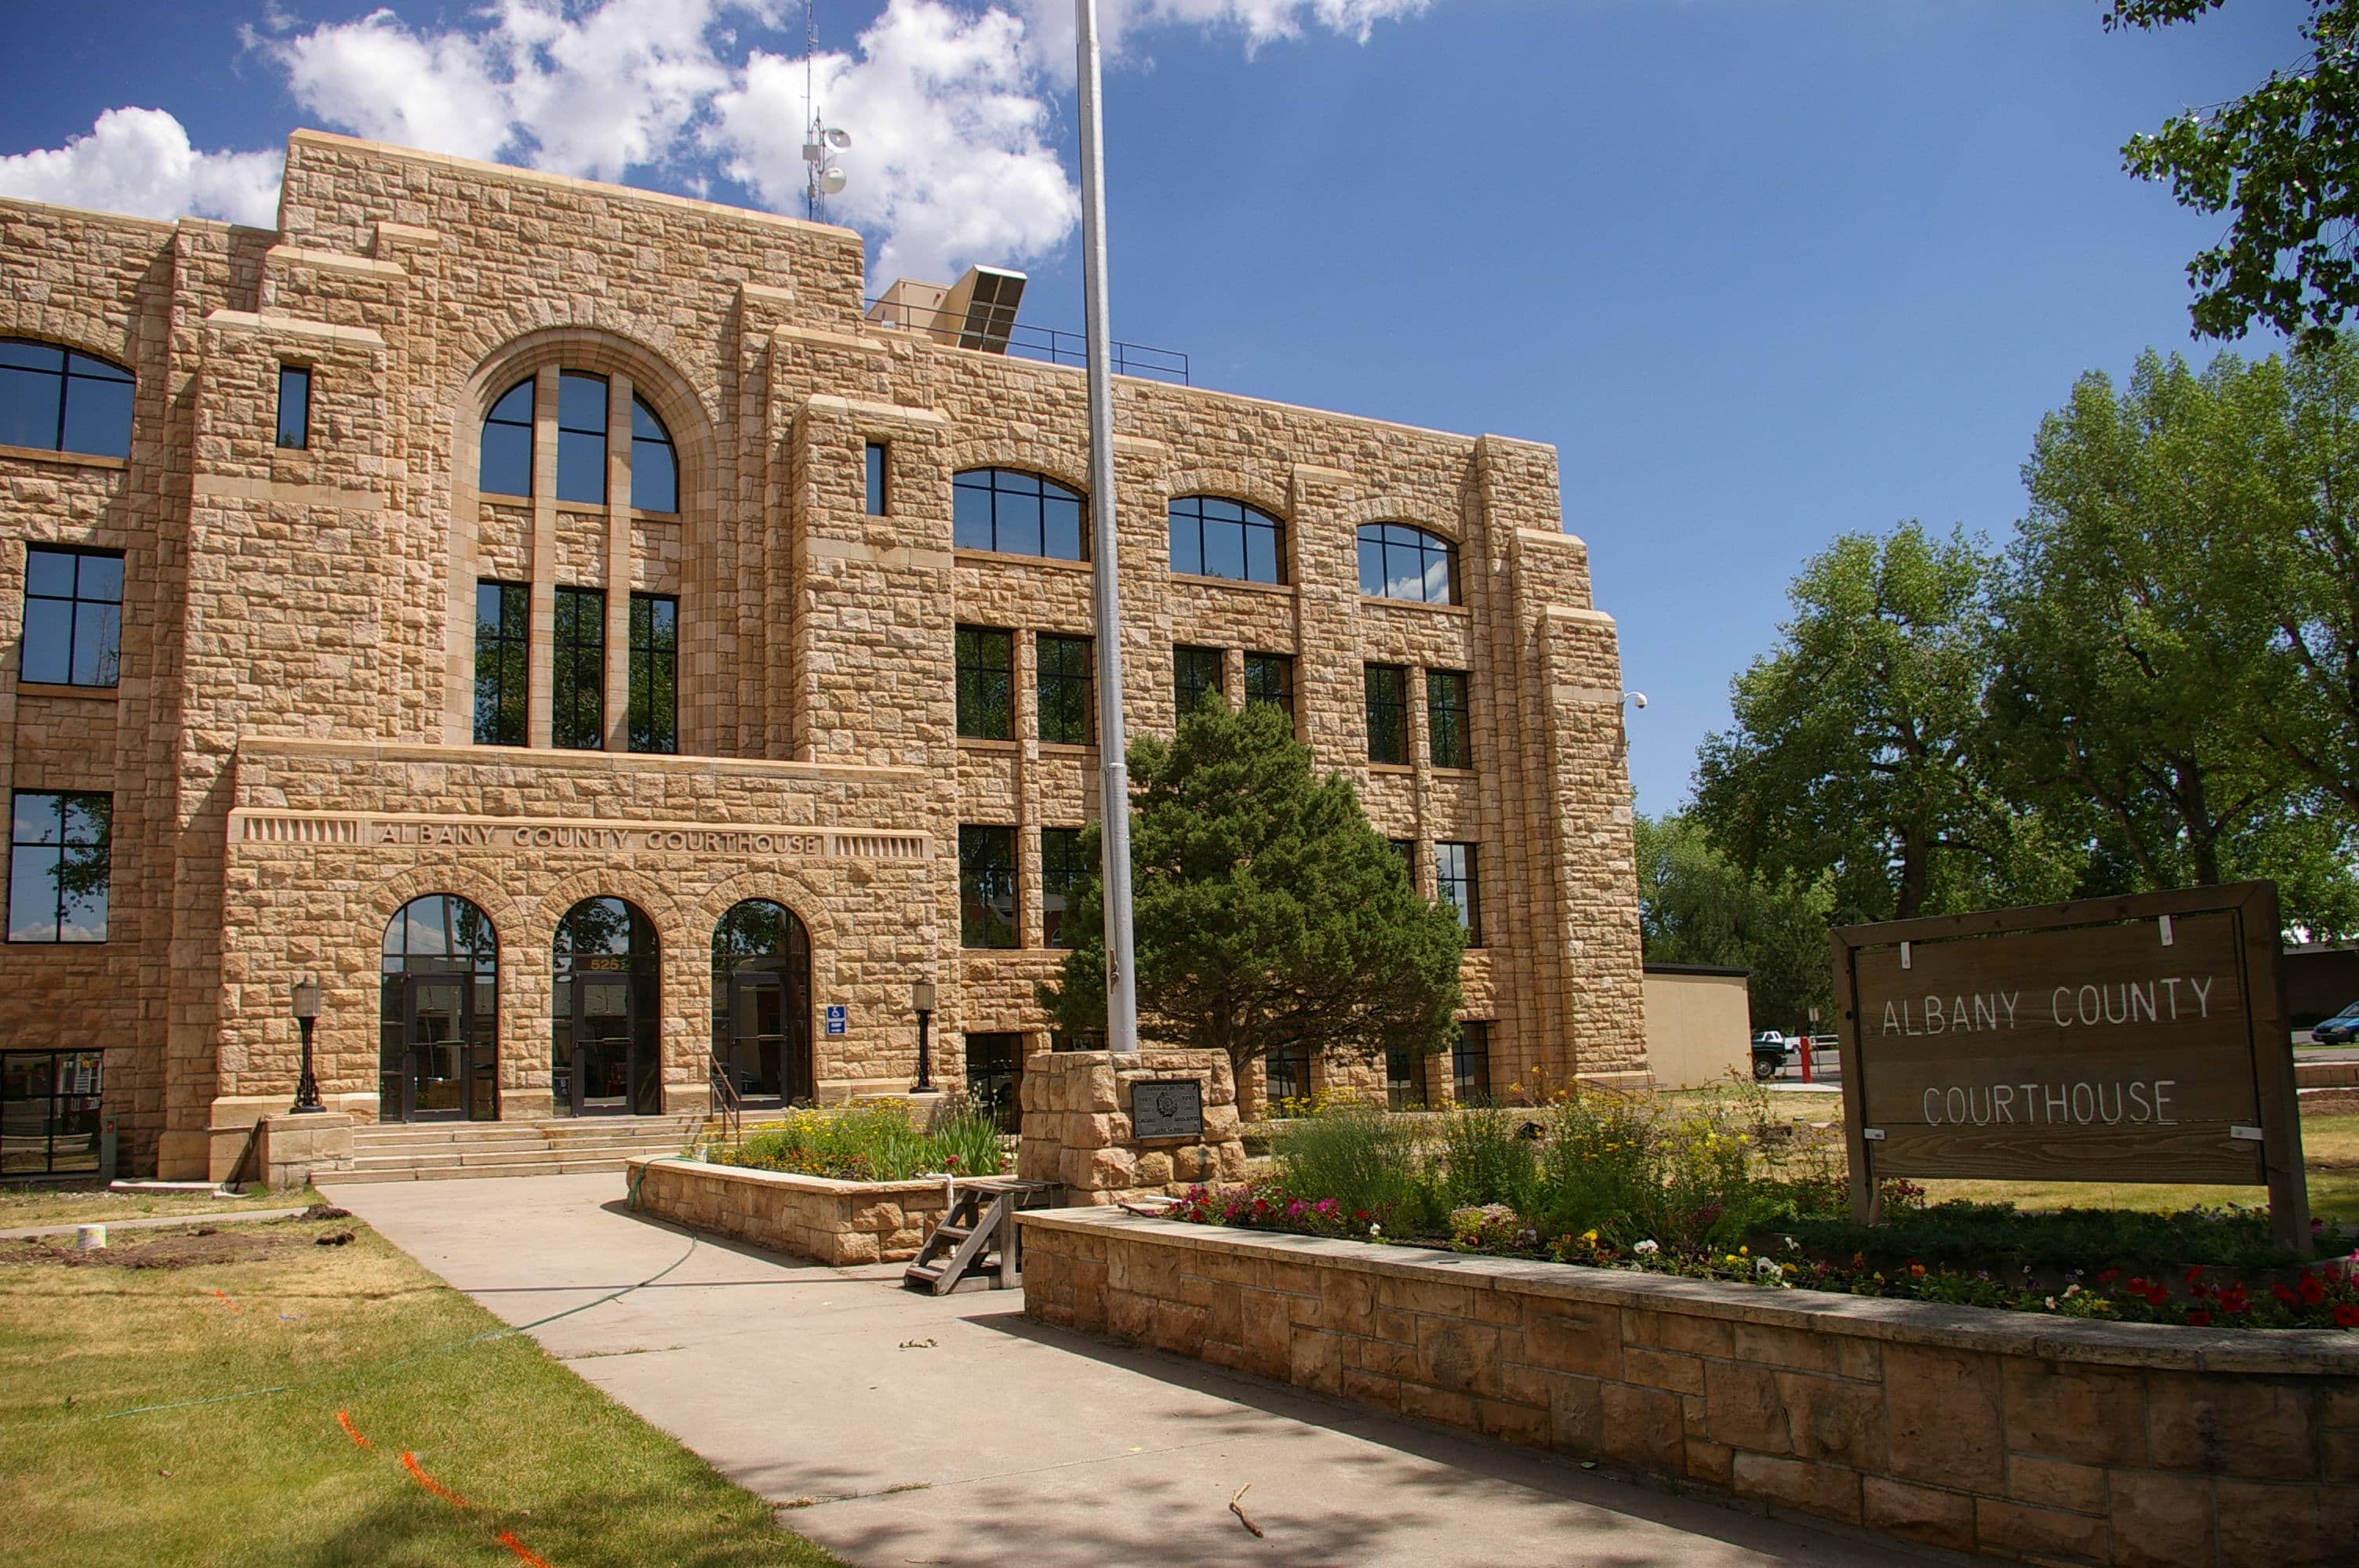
[862,297,1190,387]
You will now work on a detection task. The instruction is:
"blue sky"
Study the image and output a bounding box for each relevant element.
[0,1,2309,809]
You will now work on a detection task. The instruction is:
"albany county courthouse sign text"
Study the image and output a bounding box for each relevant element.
[0,131,1645,1180]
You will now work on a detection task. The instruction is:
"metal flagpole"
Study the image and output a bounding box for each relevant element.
[1075,0,1140,1056]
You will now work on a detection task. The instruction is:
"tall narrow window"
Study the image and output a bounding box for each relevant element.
[1436,842,1481,946]
[1389,838,1415,882]
[1452,1022,1492,1102]
[952,468,1086,561]
[959,826,1018,949]
[8,791,109,944]
[865,441,889,516]
[1036,633,1093,746]
[0,339,133,459]
[955,626,1014,740]
[1357,524,1459,605]
[20,547,122,688]
[1385,1048,1420,1112]
[275,365,311,450]
[553,586,605,749]
[1168,496,1285,584]
[1365,664,1408,764]
[1174,646,1223,718]
[630,397,677,513]
[478,379,534,497]
[555,372,609,505]
[628,593,678,754]
[1263,1046,1314,1112]
[473,581,529,746]
[1244,652,1295,719]
[1428,670,1473,768]
[1041,826,1087,948]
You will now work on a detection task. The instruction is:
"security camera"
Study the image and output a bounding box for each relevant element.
[1627,691,1648,710]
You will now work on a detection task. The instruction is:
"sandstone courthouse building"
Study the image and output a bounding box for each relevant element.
[0,132,1644,1181]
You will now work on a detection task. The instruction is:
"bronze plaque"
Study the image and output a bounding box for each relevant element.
[1832,883,2305,1242]
[1130,1079,1204,1141]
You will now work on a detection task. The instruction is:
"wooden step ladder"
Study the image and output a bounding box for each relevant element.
[902,1178,1060,1295]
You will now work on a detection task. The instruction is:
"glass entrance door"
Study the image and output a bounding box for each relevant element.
[725,969,786,1103]
[574,973,634,1115]
[403,975,473,1122]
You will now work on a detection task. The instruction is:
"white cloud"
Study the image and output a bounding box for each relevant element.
[0,107,282,227]
[1016,0,1432,74]
[710,0,1078,285]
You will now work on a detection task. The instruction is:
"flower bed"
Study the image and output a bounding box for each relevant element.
[703,1099,1005,1181]
[1172,1092,2359,1331]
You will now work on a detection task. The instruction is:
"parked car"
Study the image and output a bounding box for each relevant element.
[2314,1002,2359,1046]
[1750,1030,1790,1080]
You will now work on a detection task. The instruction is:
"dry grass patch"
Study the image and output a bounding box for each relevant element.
[0,1181,321,1230]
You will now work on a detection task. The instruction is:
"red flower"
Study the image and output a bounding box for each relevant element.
[2335,1304,2359,1330]
[2274,1283,2301,1307]
[2095,1269,2121,1285]
[2185,1310,2212,1327]
[2185,1265,2205,1287]
[2217,1285,2250,1316]
[2301,1275,2328,1306]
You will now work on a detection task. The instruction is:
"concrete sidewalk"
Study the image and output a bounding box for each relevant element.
[322,1172,1957,1568]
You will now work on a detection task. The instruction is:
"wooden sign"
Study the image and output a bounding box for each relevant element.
[1129,1080,1205,1141]
[1833,882,2308,1247]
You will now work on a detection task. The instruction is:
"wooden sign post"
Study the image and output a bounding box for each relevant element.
[1832,882,2309,1250]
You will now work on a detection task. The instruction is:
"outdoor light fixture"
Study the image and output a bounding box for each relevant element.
[289,975,325,1114]
[910,978,939,1095]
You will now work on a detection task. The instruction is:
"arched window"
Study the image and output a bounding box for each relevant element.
[953,468,1086,561]
[552,897,660,1116]
[1169,496,1285,585]
[0,339,133,459]
[631,397,678,513]
[479,379,534,497]
[556,372,609,505]
[1357,523,1459,605]
[711,900,813,1105]
[380,895,498,1122]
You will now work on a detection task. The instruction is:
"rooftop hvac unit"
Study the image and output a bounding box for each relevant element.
[866,266,1027,354]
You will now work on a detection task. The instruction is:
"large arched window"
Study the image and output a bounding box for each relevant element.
[1169,496,1285,585]
[953,467,1086,561]
[553,897,660,1116]
[631,396,678,513]
[711,900,813,1105]
[479,379,534,497]
[555,372,609,504]
[380,895,499,1123]
[0,339,133,459]
[1357,523,1459,605]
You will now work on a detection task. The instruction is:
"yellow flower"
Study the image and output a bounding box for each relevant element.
[1738,1246,1749,1256]
[1579,1229,1598,1245]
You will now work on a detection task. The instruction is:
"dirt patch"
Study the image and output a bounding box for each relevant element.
[0,1227,290,1271]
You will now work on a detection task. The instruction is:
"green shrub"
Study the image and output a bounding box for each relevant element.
[1436,1104,1539,1212]
[1270,1099,1429,1223]
[709,1099,1007,1181]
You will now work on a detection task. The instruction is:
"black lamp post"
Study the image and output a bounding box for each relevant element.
[910,978,939,1094]
[290,976,325,1114]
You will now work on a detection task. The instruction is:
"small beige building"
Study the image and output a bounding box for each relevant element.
[0,131,1645,1180]
[1641,964,1753,1091]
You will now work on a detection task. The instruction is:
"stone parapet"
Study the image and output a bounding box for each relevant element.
[253,1112,354,1188]
[1016,1048,1249,1204]
[1021,1209,2359,1567]
[626,1156,961,1266]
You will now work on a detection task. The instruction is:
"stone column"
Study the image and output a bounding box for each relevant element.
[1017,1047,1249,1206]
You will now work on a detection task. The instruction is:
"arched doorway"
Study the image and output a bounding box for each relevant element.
[553,897,660,1116]
[381,895,499,1122]
[711,900,813,1106]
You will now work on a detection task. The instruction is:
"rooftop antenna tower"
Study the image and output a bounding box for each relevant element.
[802,1,850,223]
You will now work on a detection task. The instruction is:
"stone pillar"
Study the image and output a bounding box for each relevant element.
[253,1112,354,1189]
[1017,1047,1249,1206]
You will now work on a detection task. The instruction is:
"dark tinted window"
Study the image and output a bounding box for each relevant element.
[1437,841,1480,946]
[473,582,529,746]
[1245,652,1294,719]
[479,379,535,496]
[1428,669,1472,768]
[8,791,109,943]
[865,441,889,516]
[955,626,1014,740]
[1365,664,1408,764]
[1037,633,1092,746]
[631,397,676,513]
[1357,523,1458,605]
[629,593,677,753]
[20,546,122,688]
[0,339,133,459]
[553,586,605,749]
[1386,1048,1420,1111]
[556,372,608,505]
[1042,826,1087,948]
[952,468,1086,561]
[959,826,1018,949]
[276,365,311,450]
[1452,1022,1492,1102]
[1175,646,1223,718]
[1169,496,1285,584]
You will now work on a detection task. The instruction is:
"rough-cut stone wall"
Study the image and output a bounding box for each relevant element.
[628,1155,956,1266]
[1023,1210,2359,1568]
[0,128,1645,1177]
[1016,1047,1249,1202]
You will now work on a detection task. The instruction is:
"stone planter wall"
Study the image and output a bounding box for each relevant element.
[1020,1210,2359,1566]
[627,1156,961,1266]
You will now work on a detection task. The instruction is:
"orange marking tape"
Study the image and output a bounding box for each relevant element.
[336,1410,372,1449]
[496,1531,554,1567]
[400,1450,471,1510]
[209,1289,241,1314]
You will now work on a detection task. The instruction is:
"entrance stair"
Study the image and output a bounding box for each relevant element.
[902,1178,1060,1294]
[334,1114,705,1183]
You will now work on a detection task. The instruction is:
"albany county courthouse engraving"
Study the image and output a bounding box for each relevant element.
[0,131,1644,1181]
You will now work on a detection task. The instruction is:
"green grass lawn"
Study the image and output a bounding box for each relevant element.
[0,1181,320,1230]
[0,1214,842,1568]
